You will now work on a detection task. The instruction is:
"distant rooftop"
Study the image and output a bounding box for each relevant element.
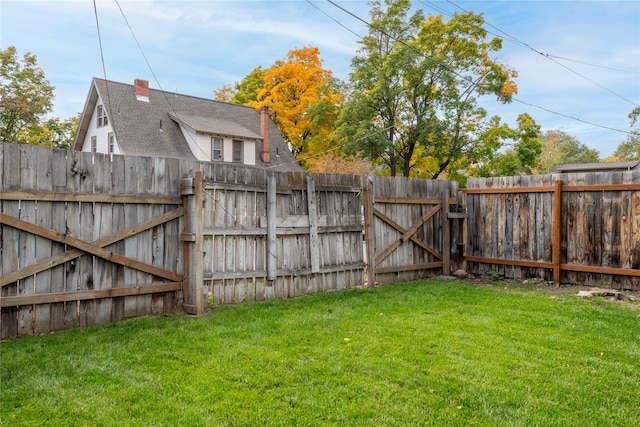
[552,161,640,173]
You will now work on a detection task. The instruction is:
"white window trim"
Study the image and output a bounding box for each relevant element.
[97,105,108,128]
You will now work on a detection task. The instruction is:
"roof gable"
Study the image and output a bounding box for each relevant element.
[168,112,262,140]
[73,78,302,171]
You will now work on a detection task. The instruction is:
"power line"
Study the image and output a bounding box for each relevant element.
[322,0,631,136]
[92,0,115,132]
[545,55,640,75]
[512,98,629,134]
[113,0,212,160]
[305,0,363,40]
[441,0,639,108]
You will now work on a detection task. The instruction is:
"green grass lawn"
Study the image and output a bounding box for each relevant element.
[1,280,639,426]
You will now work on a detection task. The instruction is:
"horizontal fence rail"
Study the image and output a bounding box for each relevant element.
[465,172,640,289]
[0,144,187,339]
[0,143,367,339]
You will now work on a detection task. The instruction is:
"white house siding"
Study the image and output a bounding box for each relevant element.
[178,125,209,162]
[179,127,257,165]
[222,138,256,165]
[81,98,121,155]
[244,140,256,165]
[223,138,232,162]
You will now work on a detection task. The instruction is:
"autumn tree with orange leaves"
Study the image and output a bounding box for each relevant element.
[217,47,351,172]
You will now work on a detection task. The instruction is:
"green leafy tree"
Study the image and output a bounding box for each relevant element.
[464,113,540,180]
[0,46,55,144]
[230,66,265,105]
[43,116,79,149]
[612,107,640,160]
[537,130,600,173]
[336,0,518,178]
[512,113,542,173]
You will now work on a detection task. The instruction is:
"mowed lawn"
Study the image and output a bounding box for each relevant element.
[1,281,639,426]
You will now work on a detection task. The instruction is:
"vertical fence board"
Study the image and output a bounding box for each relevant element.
[16,146,37,335]
[33,147,53,333]
[1,145,20,339]
[49,149,68,331]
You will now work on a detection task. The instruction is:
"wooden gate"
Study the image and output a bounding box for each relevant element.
[363,176,462,285]
[1,144,185,339]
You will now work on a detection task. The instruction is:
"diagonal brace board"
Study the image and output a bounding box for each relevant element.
[373,205,443,266]
[0,208,183,285]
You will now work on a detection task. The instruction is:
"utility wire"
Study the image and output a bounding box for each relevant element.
[545,54,640,75]
[92,0,115,133]
[512,98,629,134]
[305,0,363,39]
[113,0,212,160]
[442,0,639,108]
[323,0,631,135]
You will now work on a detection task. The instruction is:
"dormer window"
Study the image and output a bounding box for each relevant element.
[97,105,108,127]
[232,140,243,162]
[212,137,222,161]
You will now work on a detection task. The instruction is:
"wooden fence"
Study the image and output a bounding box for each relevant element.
[363,176,463,285]
[0,144,187,339]
[0,143,365,339]
[465,172,640,289]
[195,167,365,305]
[8,142,637,339]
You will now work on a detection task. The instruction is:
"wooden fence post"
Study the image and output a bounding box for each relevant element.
[307,176,320,274]
[443,189,451,276]
[362,177,376,287]
[552,179,563,287]
[181,171,204,314]
[266,173,277,280]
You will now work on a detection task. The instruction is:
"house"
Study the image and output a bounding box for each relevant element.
[73,78,302,171]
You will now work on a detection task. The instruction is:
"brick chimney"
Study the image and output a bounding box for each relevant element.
[260,106,270,163]
[134,79,149,102]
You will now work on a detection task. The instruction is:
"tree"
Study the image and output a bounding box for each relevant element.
[44,116,79,149]
[217,47,349,170]
[336,0,518,178]
[0,46,55,144]
[537,130,600,173]
[511,113,542,174]
[613,107,640,160]
[224,66,264,105]
[246,47,342,160]
[463,113,540,181]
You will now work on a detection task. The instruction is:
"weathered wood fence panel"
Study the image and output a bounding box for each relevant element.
[1,144,185,339]
[364,176,462,285]
[1,143,368,338]
[465,171,640,290]
[200,168,366,304]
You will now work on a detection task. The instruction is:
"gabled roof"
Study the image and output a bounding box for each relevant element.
[168,112,262,140]
[73,78,302,171]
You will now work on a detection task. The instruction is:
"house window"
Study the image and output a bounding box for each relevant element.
[108,133,115,153]
[97,105,108,127]
[212,137,222,161]
[232,140,243,163]
[91,136,97,154]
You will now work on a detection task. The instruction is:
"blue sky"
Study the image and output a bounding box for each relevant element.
[2,0,639,158]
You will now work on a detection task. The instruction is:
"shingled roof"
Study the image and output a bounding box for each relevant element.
[552,160,640,173]
[73,78,302,171]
